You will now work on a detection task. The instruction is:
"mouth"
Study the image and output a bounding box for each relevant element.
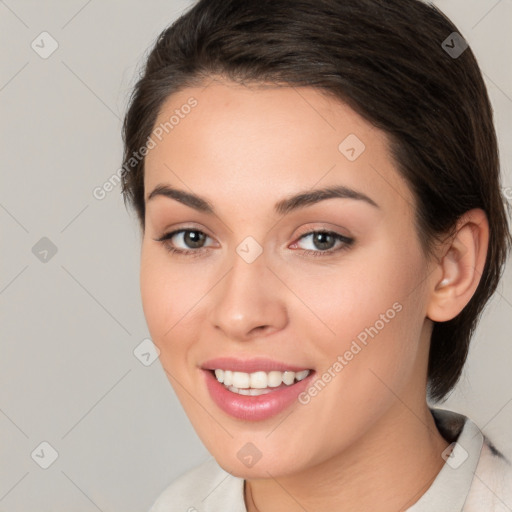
[201,358,315,421]
[210,368,311,396]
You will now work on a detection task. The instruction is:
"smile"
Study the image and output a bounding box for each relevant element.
[213,369,311,395]
[201,358,315,421]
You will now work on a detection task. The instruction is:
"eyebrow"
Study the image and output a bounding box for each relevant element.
[146,183,379,215]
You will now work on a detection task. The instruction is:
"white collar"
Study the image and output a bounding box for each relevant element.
[406,407,484,511]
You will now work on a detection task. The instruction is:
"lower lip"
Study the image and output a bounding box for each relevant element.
[203,369,315,421]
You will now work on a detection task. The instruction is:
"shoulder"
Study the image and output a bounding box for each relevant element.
[465,435,512,511]
[148,457,245,512]
[429,407,512,511]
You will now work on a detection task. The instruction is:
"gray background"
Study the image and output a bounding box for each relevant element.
[1,0,511,510]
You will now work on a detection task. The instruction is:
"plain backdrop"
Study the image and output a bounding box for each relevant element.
[1,0,511,510]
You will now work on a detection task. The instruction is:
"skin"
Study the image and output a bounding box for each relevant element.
[139,78,489,511]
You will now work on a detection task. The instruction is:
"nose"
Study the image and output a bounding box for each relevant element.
[208,249,289,342]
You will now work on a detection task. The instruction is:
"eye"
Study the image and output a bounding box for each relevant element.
[154,228,213,256]
[154,228,354,258]
[291,230,354,257]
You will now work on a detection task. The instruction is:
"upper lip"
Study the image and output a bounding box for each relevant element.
[201,357,312,373]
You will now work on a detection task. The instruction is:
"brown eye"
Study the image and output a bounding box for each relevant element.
[155,229,212,255]
[178,230,207,249]
[293,230,354,257]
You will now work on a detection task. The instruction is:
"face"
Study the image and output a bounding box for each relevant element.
[140,79,436,478]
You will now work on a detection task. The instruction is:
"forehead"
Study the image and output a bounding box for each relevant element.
[143,80,415,219]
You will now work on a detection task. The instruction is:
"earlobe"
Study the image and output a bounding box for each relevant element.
[426,209,489,322]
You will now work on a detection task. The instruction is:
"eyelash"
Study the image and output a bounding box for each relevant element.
[154,228,354,258]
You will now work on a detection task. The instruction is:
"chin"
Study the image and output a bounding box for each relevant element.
[215,454,300,480]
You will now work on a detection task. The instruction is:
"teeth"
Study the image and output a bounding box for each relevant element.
[227,386,273,396]
[212,369,311,389]
[232,371,250,389]
[250,371,267,389]
[223,370,233,386]
[295,370,309,381]
[282,371,295,385]
[267,371,283,387]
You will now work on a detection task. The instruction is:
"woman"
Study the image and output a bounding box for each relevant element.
[120,0,512,510]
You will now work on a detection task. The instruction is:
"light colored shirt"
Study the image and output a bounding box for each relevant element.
[149,408,512,511]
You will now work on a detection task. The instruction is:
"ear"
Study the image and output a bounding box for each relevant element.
[426,208,489,322]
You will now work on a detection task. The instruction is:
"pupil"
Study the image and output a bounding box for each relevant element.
[185,231,204,248]
[314,232,334,250]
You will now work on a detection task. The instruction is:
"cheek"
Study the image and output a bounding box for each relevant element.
[289,262,426,454]
[290,240,427,375]
[139,246,191,349]
[139,244,218,378]
[295,245,419,327]
[140,250,168,340]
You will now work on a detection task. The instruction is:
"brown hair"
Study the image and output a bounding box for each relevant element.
[120,0,511,402]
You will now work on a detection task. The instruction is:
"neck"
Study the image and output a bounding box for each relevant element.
[245,401,449,512]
